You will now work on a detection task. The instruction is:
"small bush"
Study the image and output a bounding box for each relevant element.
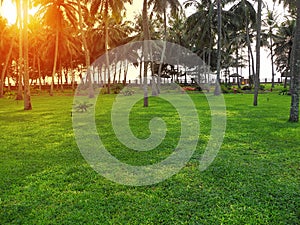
[242,85,252,91]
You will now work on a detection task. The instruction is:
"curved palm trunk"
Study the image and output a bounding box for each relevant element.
[289,1,300,122]
[0,39,14,98]
[156,8,168,96]
[253,0,262,106]
[214,0,221,96]
[77,0,94,98]
[23,0,32,110]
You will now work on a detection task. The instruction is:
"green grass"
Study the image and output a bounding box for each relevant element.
[0,91,299,224]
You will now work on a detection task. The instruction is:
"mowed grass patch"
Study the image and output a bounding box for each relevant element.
[0,92,299,224]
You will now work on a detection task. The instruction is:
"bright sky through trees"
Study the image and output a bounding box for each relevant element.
[0,0,38,24]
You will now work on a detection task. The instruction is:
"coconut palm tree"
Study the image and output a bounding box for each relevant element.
[214,0,222,95]
[143,0,150,107]
[0,18,16,98]
[253,0,262,106]
[149,0,182,95]
[23,0,32,110]
[273,18,295,79]
[77,0,94,98]
[33,0,78,96]
[263,6,279,88]
[89,0,132,94]
[289,1,300,122]
[274,0,299,121]
[228,0,256,87]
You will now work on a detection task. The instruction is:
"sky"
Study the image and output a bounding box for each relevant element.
[0,0,288,81]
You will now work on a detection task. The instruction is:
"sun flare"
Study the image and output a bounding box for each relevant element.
[0,0,17,25]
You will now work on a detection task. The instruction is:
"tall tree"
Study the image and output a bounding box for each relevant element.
[77,0,94,98]
[16,0,23,100]
[253,0,262,106]
[34,0,77,96]
[89,0,132,94]
[23,0,32,110]
[214,0,222,95]
[149,0,181,95]
[288,1,300,122]
[0,19,15,98]
[273,0,299,121]
[143,0,150,107]
[263,6,279,88]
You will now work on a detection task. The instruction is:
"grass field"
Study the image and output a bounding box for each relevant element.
[0,90,299,224]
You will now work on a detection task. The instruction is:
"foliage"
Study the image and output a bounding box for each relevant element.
[73,101,93,112]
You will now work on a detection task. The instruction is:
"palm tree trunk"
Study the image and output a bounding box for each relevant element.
[289,1,300,122]
[37,57,42,92]
[50,29,59,96]
[157,8,168,96]
[143,0,150,107]
[104,0,111,94]
[118,60,122,83]
[23,0,32,110]
[123,60,128,85]
[77,0,94,98]
[59,58,64,92]
[253,0,262,106]
[16,0,23,100]
[244,0,255,88]
[0,39,14,98]
[214,0,222,96]
[270,36,275,88]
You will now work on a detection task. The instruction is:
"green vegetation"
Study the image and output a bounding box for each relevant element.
[0,92,299,224]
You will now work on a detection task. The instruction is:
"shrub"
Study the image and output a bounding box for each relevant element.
[242,85,252,91]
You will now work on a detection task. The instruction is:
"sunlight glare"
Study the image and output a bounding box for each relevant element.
[0,0,17,25]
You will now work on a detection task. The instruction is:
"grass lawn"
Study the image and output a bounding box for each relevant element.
[0,90,299,224]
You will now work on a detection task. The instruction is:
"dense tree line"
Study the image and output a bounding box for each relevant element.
[0,0,299,121]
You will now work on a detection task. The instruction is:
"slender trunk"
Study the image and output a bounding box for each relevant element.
[253,0,262,106]
[23,0,32,110]
[0,39,14,98]
[270,35,275,88]
[244,0,255,88]
[124,60,128,85]
[118,60,122,83]
[247,46,251,85]
[59,59,64,92]
[289,2,300,122]
[236,46,240,88]
[16,0,23,100]
[37,57,42,92]
[113,62,117,84]
[142,0,150,107]
[104,0,111,94]
[50,29,59,96]
[7,74,11,91]
[77,0,94,97]
[157,8,168,95]
[139,58,143,87]
[214,0,221,95]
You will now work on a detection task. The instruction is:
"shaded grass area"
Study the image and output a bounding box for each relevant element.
[0,92,299,224]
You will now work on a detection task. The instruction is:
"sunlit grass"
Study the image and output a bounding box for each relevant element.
[0,91,299,224]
